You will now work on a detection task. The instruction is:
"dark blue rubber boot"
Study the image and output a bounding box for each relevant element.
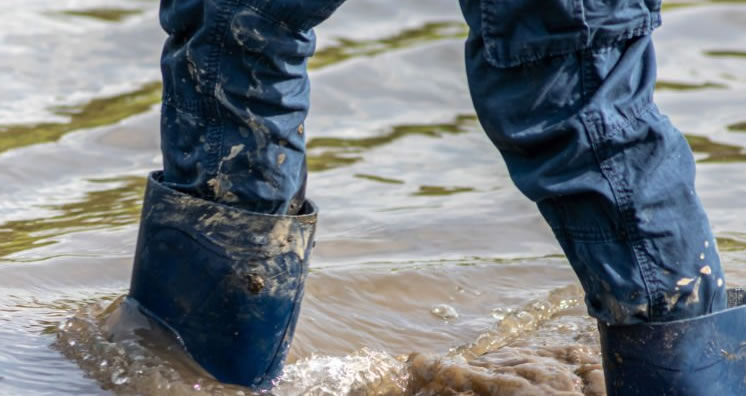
[127,171,317,389]
[600,288,746,395]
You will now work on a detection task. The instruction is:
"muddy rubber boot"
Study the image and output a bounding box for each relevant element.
[126,171,317,389]
[599,288,746,395]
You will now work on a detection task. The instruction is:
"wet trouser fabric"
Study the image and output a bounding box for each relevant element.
[144,0,733,390]
[458,0,728,325]
[129,171,317,389]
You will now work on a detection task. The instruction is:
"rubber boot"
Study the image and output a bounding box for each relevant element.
[599,288,746,395]
[126,171,317,389]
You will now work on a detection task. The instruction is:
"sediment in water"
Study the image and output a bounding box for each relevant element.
[54,285,604,395]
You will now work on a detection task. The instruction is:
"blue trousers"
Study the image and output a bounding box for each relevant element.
[158,0,726,325]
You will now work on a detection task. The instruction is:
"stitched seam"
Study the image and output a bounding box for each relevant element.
[193,0,239,189]
[581,50,599,102]
[595,116,661,320]
[578,48,656,318]
[550,226,624,243]
[163,94,199,112]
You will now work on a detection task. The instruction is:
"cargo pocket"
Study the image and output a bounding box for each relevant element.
[480,0,590,68]
[244,0,347,32]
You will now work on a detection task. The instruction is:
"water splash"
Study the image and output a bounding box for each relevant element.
[54,284,602,395]
[448,285,584,361]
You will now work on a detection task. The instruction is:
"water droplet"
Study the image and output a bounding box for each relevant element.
[431,304,459,320]
[705,240,710,248]
[700,253,705,260]
[491,307,512,321]
[111,369,128,385]
[516,311,534,325]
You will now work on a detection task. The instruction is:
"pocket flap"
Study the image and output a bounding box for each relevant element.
[480,0,662,68]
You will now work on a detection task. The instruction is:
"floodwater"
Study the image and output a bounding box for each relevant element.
[1,0,746,395]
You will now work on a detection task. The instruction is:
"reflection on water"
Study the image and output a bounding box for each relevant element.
[412,186,475,197]
[0,83,162,155]
[704,50,746,58]
[728,121,746,132]
[354,174,405,185]
[309,21,468,69]
[57,8,144,22]
[716,234,746,252]
[661,0,746,11]
[308,114,477,171]
[0,177,146,261]
[0,20,467,157]
[685,134,746,163]
[655,80,727,91]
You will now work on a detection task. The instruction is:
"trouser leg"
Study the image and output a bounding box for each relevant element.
[159,0,343,214]
[459,0,726,325]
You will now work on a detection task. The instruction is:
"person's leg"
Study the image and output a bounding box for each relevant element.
[126,0,346,389]
[460,0,724,328]
[159,0,344,215]
[459,0,746,394]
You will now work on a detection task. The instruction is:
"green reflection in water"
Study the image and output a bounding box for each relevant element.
[354,174,405,185]
[662,0,746,11]
[412,186,475,196]
[717,236,746,252]
[727,122,746,132]
[704,50,746,58]
[0,21,467,156]
[309,21,468,69]
[0,82,162,155]
[655,81,727,91]
[59,8,143,22]
[0,177,146,261]
[307,114,478,172]
[685,134,746,163]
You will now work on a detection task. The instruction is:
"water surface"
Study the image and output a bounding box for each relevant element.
[1,1,746,394]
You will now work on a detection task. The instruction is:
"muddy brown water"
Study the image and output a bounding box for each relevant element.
[1,0,746,395]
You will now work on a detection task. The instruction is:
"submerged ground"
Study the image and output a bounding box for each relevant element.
[1,0,745,394]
